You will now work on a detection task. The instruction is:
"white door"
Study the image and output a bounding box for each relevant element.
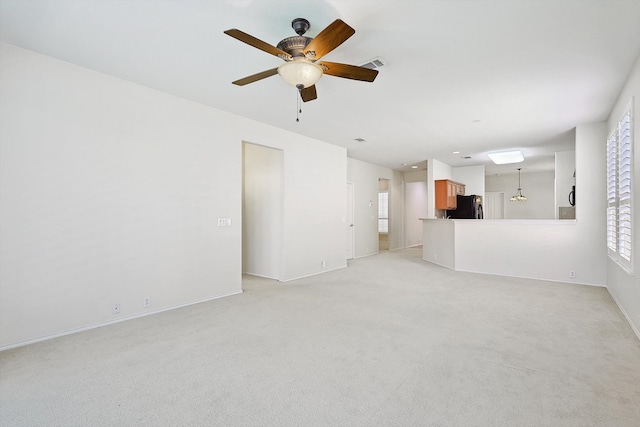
[485,191,505,219]
[346,182,354,259]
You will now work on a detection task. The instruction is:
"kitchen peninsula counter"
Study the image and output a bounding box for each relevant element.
[420,218,582,284]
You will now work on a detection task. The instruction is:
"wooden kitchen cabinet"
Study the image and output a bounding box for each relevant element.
[435,179,465,210]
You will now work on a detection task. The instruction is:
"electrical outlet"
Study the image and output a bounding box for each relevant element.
[569,270,576,279]
[143,297,151,308]
[112,303,120,314]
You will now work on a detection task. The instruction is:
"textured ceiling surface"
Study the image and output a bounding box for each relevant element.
[2,0,639,174]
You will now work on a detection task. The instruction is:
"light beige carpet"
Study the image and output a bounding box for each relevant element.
[1,248,639,426]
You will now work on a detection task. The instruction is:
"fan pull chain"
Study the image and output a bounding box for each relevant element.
[296,86,302,122]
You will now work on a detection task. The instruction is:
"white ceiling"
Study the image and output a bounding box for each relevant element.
[2,0,639,174]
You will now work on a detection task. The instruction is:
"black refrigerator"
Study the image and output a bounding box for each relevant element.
[446,195,483,219]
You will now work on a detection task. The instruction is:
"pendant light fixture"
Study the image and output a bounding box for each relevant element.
[510,168,527,202]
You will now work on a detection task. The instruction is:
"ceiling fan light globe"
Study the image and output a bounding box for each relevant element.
[277,60,323,89]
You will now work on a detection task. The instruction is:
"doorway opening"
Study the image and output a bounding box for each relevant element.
[485,191,505,219]
[242,142,284,286]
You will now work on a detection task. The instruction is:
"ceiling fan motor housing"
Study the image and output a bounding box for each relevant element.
[277,36,312,58]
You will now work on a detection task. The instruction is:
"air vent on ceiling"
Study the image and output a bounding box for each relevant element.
[360,56,386,70]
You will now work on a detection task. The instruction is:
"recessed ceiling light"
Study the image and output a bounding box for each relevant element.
[452,151,460,154]
[462,156,472,159]
[411,165,418,169]
[487,150,524,164]
[354,137,366,143]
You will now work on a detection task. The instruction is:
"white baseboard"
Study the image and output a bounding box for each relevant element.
[607,289,640,342]
[281,265,347,282]
[0,290,243,352]
[243,272,280,281]
[455,266,606,288]
[353,252,378,259]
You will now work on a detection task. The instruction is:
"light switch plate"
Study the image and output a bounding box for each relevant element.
[217,218,232,227]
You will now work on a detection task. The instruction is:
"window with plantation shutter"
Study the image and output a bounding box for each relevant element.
[607,104,633,272]
[607,132,618,253]
[378,192,388,233]
[618,110,632,263]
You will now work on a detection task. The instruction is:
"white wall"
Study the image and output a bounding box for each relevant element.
[389,170,406,250]
[427,159,453,218]
[404,170,428,247]
[605,54,640,337]
[452,164,485,200]
[277,142,347,281]
[405,182,427,247]
[421,220,455,268]
[485,170,555,219]
[555,150,576,217]
[454,220,597,285]
[0,43,347,349]
[243,143,283,280]
[405,170,427,183]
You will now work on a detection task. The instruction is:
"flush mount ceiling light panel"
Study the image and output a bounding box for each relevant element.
[487,150,524,165]
[224,18,379,103]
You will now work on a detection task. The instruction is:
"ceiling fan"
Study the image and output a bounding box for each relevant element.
[224,18,378,102]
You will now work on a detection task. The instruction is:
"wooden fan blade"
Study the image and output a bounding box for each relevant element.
[232,68,279,86]
[318,62,378,82]
[304,19,355,61]
[224,29,292,60]
[300,85,318,102]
